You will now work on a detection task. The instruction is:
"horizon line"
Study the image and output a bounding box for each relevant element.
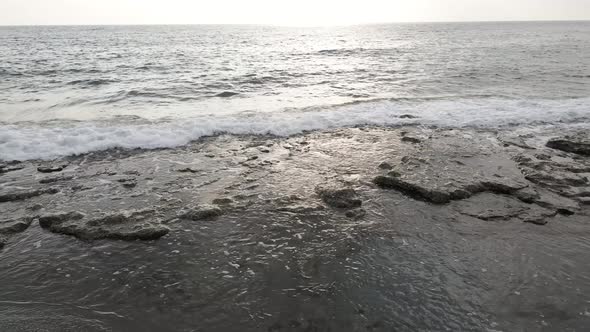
[1,19,589,28]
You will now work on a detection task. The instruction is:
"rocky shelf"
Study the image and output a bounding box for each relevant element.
[0,126,588,247]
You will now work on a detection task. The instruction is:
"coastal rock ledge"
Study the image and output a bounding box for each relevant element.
[0,126,588,246]
[546,133,590,156]
[38,210,170,241]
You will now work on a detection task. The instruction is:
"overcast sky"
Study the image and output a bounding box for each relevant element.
[1,0,589,26]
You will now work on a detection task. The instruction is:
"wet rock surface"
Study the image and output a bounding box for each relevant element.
[546,132,590,156]
[0,163,25,174]
[0,217,33,234]
[39,209,170,240]
[0,187,59,203]
[316,185,362,209]
[215,91,239,98]
[345,208,367,220]
[180,205,224,221]
[453,193,557,225]
[39,175,74,184]
[37,164,67,173]
[0,126,589,331]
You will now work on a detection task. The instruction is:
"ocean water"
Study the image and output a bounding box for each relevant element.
[1,22,589,160]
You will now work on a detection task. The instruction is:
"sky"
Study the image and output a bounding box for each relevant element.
[1,0,589,26]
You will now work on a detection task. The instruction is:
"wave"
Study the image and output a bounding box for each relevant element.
[66,79,118,87]
[1,97,589,161]
[0,69,24,77]
[315,47,398,57]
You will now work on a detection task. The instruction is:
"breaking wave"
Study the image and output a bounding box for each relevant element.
[1,97,589,161]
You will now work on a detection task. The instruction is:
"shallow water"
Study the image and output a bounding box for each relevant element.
[1,127,589,331]
[1,190,590,331]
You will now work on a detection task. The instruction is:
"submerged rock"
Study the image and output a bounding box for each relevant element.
[0,217,33,234]
[524,170,588,188]
[546,134,590,156]
[374,172,526,205]
[215,91,239,98]
[399,114,419,119]
[118,178,138,188]
[39,175,74,184]
[345,208,367,220]
[38,211,86,227]
[0,235,6,249]
[514,187,540,203]
[401,136,422,144]
[454,193,557,225]
[378,162,393,170]
[180,205,223,221]
[374,174,451,204]
[514,152,590,200]
[177,167,200,173]
[532,189,580,215]
[212,198,233,205]
[39,210,169,241]
[37,165,66,173]
[499,135,536,150]
[315,185,362,209]
[0,163,25,174]
[0,188,59,203]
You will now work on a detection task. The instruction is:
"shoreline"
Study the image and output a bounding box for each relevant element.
[1,125,589,330]
[2,125,589,241]
[2,94,590,162]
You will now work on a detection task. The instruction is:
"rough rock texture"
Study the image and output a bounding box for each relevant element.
[0,163,25,174]
[118,178,138,188]
[0,217,33,234]
[0,188,59,203]
[37,165,67,173]
[498,134,536,150]
[39,175,74,184]
[0,216,34,248]
[453,193,557,225]
[39,210,169,240]
[180,205,224,221]
[373,154,528,205]
[315,185,362,209]
[212,198,233,205]
[0,126,589,332]
[0,126,588,248]
[401,136,422,144]
[374,174,452,204]
[372,129,589,223]
[514,152,589,206]
[546,133,590,156]
[215,91,239,98]
[378,162,393,170]
[345,208,366,220]
[399,114,419,119]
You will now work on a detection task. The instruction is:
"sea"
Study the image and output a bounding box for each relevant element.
[1,21,589,160]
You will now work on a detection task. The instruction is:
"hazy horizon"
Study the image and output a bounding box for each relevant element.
[1,0,589,26]
[2,19,590,28]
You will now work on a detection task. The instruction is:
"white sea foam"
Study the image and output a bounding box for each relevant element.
[1,97,589,161]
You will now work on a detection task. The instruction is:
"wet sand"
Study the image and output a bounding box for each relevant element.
[1,126,589,331]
